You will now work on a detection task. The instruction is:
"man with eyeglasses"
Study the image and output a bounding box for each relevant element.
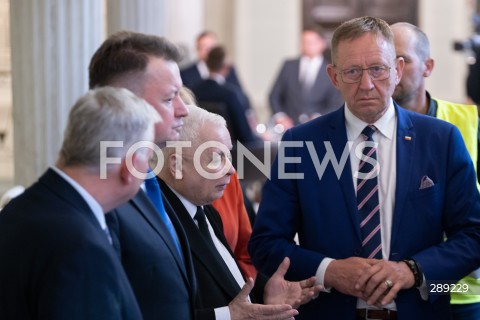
[249,16,480,320]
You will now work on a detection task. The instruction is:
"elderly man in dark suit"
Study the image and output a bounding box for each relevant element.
[0,87,159,319]
[158,104,321,320]
[269,27,343,127]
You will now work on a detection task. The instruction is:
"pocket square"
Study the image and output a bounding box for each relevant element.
[419,175,435,189]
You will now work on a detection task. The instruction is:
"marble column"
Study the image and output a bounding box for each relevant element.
[9,0,103,186]
[106,0,167,36]
[106,0,203,65]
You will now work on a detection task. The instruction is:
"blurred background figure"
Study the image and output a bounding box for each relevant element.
[192,46,262,147]
[181,31,244,93]
[0,185,24,211]
[269,27,343,128]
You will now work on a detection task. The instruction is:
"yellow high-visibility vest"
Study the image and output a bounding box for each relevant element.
[436,99,480,304]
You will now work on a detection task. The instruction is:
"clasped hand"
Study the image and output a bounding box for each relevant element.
[325,257,415,307]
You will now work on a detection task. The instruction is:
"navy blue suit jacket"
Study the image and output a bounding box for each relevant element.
[269,58,343,124]
[107,189,197,320]
[249,104,480,319]
[0,169,142,320]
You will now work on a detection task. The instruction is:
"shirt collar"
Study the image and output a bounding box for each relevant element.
[50,166,106,230]
[345,98,396,141]
[166,184,198,220]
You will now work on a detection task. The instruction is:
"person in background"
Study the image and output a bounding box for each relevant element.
[192,46,262,146]
[269,26,343,128]
[158,104,322,320]
[89,31,195,320]
[181,30,244,92]
[249,16,480,320]
[391,22,480,320]
[180,86,257,279]
[0,87,159,319]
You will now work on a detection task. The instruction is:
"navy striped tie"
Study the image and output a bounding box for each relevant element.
[357,125,382,259]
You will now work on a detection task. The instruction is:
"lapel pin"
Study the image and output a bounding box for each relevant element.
[404,136,412,141]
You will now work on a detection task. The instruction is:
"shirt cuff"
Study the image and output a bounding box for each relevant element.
[316,257,335,293]
[214,306,231,320]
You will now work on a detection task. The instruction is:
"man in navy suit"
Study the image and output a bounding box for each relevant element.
[88,31,194,320]
[0,87,159,319]
[181,30,244,91]
[249,17,480,320]
[269,27,343,127]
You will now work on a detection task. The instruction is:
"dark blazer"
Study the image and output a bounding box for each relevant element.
[269,57,343,124]
[0,169,141,320]
[107,189,197,320]
[249,103,480,319]
[181,62,243,91]
[192,79,261,145]
[160,179,255,320]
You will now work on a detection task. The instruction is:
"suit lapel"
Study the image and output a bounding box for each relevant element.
[40,169,105,234]
[160,180,242,299]
[390,104,416,252]
[324,108,362,241]
[130,190,188,278]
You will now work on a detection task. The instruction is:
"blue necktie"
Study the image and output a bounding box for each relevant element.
[357,125,382,259]
[144,173,183,260]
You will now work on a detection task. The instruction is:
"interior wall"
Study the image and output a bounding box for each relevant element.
[421,0,475,103]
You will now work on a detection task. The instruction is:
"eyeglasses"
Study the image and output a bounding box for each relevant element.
[338,66,391,83]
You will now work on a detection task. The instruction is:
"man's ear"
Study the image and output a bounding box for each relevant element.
[169,154,183,179]
[326,64,340,89]
[423,58,435,78]
[119,157,133,185]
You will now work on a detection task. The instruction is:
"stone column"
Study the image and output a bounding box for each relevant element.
[106,0,167,36]
[9,0,103,186]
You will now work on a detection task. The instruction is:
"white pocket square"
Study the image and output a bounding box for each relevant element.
[419,175,435,190]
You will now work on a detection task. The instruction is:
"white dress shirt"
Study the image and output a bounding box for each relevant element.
[169,187,246,320]
[299,55,323,90]
[315,99,398,310]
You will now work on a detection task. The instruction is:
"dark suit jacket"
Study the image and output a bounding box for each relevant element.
[0,169,141,320]
[159,179,266,320]
[249,103,480,319]
[107,189,197,320]
[192,79,261,145]
[181,62,243,91]
[269,57,343,124]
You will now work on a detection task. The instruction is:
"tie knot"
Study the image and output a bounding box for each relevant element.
[195,206,206,222]
[361,125,376,140]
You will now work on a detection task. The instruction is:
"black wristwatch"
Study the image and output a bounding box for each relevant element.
[402,259,423,287]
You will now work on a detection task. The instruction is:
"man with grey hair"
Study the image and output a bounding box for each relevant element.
[0,87,160,319]
[158,105,320,320]
[250,16,480,319]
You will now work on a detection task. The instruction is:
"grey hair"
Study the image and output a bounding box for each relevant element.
[59,86,160,168]
[391,22,430,61]
[331,16,395,65]
[163,105,227,158]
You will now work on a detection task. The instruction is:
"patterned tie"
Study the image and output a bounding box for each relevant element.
[144,173,183,260]
[357,125,382,259]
